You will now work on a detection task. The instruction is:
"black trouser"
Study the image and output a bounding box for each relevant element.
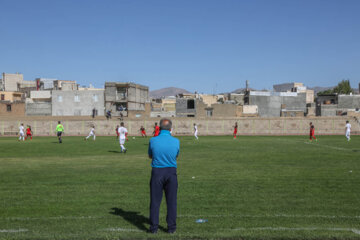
[57,131,62,143]
[150,167,178,232]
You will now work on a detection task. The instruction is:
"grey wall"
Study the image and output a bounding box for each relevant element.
[250,93,306,117]
[176,98,197,117]
[319,105,337,116]
[26,102,52,116]
[338,95,360,109]
[249,95,281,117]
[52,90,105,116]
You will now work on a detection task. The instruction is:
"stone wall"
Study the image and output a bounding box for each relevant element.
[0,117,358,136]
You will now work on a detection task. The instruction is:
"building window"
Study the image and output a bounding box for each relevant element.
[1,94,4,100]
[187,99,195,109]
[116,103,127,111]
[6,104,11,112]
[57,95,63,102]
[74,95,80,102]
[93,94,98,102]
[116,87,127,100]
[206,109,213,117]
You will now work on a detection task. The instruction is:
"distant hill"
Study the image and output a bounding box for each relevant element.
[308,86,334,95]
[149,87,191,98]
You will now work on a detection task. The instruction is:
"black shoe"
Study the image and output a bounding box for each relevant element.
[124,149,127,154]
[168,230,176,234]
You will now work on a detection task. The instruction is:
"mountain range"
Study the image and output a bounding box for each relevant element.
[149,87,191,98]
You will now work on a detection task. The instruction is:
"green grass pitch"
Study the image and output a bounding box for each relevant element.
[0,135,359,239]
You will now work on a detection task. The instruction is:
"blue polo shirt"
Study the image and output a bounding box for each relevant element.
[148,130,180,168]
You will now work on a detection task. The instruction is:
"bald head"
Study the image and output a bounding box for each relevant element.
[160,118,172,131]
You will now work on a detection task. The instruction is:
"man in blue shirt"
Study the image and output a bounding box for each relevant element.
[148,118,180,234]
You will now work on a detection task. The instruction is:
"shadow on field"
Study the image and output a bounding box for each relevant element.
[108,150,122,153]
[110,207,166,232]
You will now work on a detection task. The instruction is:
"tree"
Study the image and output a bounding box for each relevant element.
[333,79,352,94]
[317,79,352,96]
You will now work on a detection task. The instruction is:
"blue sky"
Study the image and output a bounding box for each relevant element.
[0,0,359,93]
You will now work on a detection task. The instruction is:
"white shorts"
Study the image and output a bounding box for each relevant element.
[119,138,126,145]
[19,132,24,136]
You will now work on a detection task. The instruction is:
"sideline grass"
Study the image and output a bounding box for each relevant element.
[0,135,359,239]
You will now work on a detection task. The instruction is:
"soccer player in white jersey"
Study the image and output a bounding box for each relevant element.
[18,123,25,141]
[85,126,96,141]
[193,123,198,140]
[117,122,128,153]
[345,120,351,141]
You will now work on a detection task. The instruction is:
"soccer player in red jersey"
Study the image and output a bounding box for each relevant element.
[233,122,238,139]
[153,122,160,137]
[25,125,33,140]
[309,122,317,142]
[140,126,147,137]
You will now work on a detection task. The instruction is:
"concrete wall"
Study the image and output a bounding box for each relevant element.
[30,90,51,99]
[52,90,105,116]
[319,105,337,116]
[26,102,52,116]
[0,117,359,136]
[338,95,360,109]
[249,93,306,117]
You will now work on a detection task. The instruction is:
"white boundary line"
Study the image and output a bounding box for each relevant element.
[105,227,142,232]
[1,214,360,221]
[234,227,360,235]
[0,229,28,233]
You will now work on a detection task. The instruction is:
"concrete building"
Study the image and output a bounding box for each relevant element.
[26,91,52,116]
[0,73,24,91]
[0,89,25,117]
[199,94,218,107]
[176,96,197,117]
[52,90,104,116]
[225,93,245,105]
[273,82,314,104]
[17,80,37,98]
[246,91,307,117]
[105,82,149,117]
[54,80,78,90]
[36,78,57,90]
[0,91,23,102]
[316,94,360,116]
[150,97,176,117]
[0,101,25,117]
[273,82,305,92]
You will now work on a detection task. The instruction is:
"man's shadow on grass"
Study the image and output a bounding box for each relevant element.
[108,150,122,153]
[110,207,166,232]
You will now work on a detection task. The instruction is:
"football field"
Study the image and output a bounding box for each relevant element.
[0,135,359,239]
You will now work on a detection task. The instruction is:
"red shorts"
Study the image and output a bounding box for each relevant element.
[26,133,32,136]
[234,130,237,134]
[116,132,119,136]
[141,131,146,135]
